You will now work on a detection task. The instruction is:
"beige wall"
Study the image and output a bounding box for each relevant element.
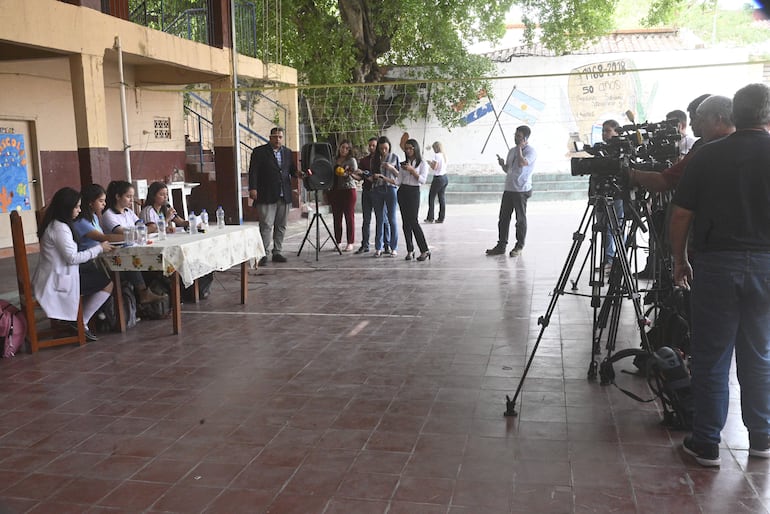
[0,0,299,249]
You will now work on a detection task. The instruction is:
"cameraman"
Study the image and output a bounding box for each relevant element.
[600,119,625,270]
[628,94,733,193]
[628,96,734,278]
[669,83,770,467]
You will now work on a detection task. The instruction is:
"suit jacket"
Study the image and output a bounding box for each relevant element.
[248,143,297,205]
[32,220,103,321]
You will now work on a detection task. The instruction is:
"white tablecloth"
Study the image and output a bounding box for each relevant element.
[104,225,265,287]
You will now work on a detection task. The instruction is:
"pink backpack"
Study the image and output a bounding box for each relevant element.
[0,300,26,358]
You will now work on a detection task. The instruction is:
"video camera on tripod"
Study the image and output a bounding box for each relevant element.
[570,118,682,188]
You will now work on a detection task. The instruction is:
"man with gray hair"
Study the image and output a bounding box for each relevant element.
[670,83,770,467]
[629,94,735,192]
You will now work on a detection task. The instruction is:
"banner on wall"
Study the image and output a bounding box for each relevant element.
[0,131,31,213]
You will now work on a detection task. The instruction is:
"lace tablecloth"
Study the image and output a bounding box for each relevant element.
[104,225,265,287]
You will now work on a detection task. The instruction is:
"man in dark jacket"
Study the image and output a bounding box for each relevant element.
[248,127,298,264]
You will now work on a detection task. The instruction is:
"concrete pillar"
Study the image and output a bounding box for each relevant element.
[211,76,240,223]
[69,53,111,187]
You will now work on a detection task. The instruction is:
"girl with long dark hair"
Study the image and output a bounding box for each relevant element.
[398,139,431,261]
[33,187,114,341]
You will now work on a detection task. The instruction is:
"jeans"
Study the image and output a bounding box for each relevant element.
[398,185,428,253]
[361,189,373,249]
[690,251,770,445]
[497,190,531,249]
[426,175,448,221]
[372,186,398,251]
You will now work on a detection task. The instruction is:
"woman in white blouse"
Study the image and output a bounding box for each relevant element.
[33,187,114,341]
[398,138,431,261]
[425,141,448,223]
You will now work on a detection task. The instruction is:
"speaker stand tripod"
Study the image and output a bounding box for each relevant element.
[297,189,342,261]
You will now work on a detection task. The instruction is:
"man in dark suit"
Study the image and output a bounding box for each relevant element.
[248,127,298,264]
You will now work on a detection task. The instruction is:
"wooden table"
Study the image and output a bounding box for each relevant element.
[102,225,265,334]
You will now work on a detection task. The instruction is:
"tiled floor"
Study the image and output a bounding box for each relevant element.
[0,200,767,513]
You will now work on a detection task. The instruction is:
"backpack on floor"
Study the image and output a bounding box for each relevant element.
[94,281,138,332]
[136,278,171,320]
[601,345,694,430]
[0,300,27,358]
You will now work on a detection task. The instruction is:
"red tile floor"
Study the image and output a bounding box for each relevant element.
[0,201,768,513]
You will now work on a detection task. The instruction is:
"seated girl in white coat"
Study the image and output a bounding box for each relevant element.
[32,187,114,341]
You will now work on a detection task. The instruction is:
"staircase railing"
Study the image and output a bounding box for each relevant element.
[184,92,270,177]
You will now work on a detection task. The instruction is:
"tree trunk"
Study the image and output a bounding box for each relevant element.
[338,0,391,83]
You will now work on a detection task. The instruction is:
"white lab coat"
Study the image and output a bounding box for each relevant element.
[32,220,103,321]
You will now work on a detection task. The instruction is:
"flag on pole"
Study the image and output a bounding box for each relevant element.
[502,89,546,125]
[463,100,494,125]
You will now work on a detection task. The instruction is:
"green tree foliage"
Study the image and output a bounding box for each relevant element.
[518,0,619,55]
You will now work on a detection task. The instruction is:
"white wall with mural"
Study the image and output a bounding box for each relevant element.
[384,47,761,175]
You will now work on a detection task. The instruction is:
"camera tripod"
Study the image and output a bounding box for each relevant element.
[504,181,653,417]
[297,189,342,261]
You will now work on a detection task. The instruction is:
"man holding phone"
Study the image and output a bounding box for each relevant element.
[487,125,537,257]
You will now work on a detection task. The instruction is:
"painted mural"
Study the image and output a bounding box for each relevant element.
[0,131,31,213]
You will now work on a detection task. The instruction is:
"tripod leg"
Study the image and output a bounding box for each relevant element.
[505,202,595,416]
[318,214,342,255]
[297,214,318,256]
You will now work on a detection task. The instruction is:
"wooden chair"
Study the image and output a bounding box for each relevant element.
[9,210,85,353]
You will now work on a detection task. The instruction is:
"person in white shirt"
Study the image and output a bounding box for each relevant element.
[424,141,448,223]
[397,138,431,261]
[100,180,166,305]
[487,125,537,258]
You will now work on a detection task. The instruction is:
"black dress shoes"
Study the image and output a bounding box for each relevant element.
[486,245,505,255]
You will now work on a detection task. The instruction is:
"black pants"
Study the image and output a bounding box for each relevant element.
[497,190,532,249]
[426,175,448,221]
[397,185,428,253]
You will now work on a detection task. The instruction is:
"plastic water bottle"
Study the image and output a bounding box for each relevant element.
[200,209,209,232]
[157,213,167,241]
[124,225,136,246]
[189,212,198,234]
[216,206,225,229]
[136,219,147,245]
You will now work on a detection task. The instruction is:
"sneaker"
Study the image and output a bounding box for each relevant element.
[355,246,369,254]
[749,433,770,458]
[435,219,444,224]
[83,328,99,342]
[258,256,268,266]
[272,254,287,263]
[424,218,434,223]
[509,247,522,257]
[682,436,720,467]
[486,245,505,255]
[345,243,355,252]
